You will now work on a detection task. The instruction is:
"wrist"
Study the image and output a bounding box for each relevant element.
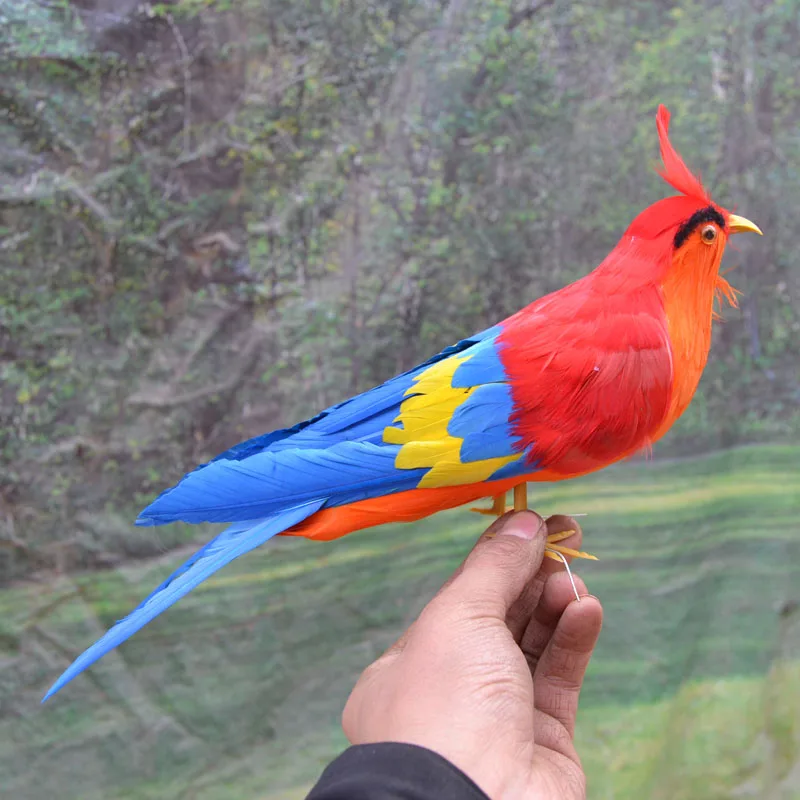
[376,733,528,800]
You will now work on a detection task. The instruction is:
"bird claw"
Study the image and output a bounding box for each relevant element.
[546,531,599,561]
[543,530,599,602]
[545,544,599,562]
[470,494,509,517]
[470,505,510,516]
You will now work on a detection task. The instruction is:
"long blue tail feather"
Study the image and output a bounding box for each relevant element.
[42,499,325,702]
[42,324,510,701]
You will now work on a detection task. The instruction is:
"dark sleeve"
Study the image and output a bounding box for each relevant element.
[306,743,491,800]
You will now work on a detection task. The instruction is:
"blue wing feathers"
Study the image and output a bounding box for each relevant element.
[137,443,427,525]
[43,324,521,701]
[203,324,503,464]
[137,326,510,527]
[448,383,522,462]
[448,384,513,436]
[488,454,538,481]
[451,337,507,388]
[460,429,518,462]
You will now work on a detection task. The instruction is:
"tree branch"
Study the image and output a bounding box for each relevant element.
[165,13,193,155]
[507,0,556,31]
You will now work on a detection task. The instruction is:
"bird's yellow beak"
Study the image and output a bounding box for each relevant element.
[728,214,763,236]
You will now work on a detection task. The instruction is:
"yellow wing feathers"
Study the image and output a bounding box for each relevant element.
[383,355,520,489]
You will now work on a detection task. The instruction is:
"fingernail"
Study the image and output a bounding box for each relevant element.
[496,511,545,540]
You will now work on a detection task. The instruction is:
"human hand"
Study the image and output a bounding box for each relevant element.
[342,511,603,799]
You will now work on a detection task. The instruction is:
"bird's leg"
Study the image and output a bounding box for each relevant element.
[544,528,598,602]
[510,482,597,601]
[470,484,535,515]
[470,493,509,516]
[472,483,598,591]
[544,536,598,562]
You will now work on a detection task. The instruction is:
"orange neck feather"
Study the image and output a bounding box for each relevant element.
[654,240,737,440]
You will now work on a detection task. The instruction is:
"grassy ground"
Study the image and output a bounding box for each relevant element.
[1,444,799,799]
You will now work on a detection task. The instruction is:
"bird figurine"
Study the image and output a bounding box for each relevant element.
[43,105,762,701]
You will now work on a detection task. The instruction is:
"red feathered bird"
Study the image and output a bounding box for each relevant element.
[44,105,762,700]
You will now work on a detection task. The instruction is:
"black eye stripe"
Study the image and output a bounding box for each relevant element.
[674,206,726,248]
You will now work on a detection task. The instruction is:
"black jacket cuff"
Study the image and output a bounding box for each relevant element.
[306,742,491,800]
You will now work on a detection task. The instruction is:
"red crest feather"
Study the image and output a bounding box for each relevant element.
[655,105,708,201]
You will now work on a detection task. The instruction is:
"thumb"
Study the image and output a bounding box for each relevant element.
[446,511,547,619]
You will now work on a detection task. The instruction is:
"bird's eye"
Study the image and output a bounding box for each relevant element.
[700,224,717,244]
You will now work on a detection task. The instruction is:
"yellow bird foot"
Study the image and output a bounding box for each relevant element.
[472,485,599,598]
[544,531,598,603]
[470,494,508,517]
[544,530,599,562]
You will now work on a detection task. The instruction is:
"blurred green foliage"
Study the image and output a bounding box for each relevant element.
[1,0,799,582]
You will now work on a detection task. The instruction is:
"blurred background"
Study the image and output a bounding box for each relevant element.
[1,0,799,798]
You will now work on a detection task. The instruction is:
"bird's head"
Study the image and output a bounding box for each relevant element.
[623,105,761,306]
